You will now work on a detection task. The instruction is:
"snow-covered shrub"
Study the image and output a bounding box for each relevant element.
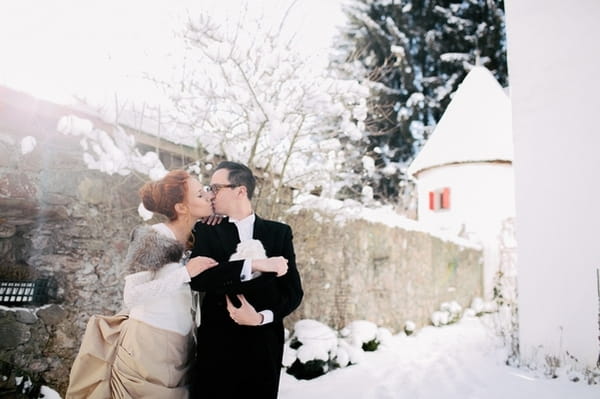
[282,345,297,368]
[376,327,393,346]
[333,339,364,368]
[284,320,339,380]
[469,297,484,316]
[404,320,416,336]
[431,310,449,327]
[340,320,379,351]
[469,297,498,317]
[362,339,379,352]
[333,341,351,368]
[431,301,463,327]
[287,359,330,380]
[441,301,462,319]
[284,319,389,380]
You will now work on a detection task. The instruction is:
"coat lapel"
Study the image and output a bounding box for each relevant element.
[252,215,263,239]
[252,215,270,256]
[215,218,240,258]
[215,214,269,258]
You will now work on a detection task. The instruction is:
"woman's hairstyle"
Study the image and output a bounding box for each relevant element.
[139,170,190,221]
[215,161,256,199]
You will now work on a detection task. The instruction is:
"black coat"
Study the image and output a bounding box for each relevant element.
[189,215,303,399]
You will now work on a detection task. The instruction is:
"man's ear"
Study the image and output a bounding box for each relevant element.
[238,185,248,199]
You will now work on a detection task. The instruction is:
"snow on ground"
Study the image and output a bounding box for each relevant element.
[278,315,599,399]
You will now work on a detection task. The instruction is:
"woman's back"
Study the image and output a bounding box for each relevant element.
[123,223,193,336]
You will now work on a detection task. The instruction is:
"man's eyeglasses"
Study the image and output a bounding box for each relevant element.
[207,183,239,194]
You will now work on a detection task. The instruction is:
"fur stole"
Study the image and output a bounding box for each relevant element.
[124,225,183,274]
[229,239,267,261]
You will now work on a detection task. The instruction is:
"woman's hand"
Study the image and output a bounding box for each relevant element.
[186,256,218,277]
[251,257,288,277]
[226,294,263,326]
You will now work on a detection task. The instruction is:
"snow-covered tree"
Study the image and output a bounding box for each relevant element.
[159,10,369,212]
[331,0,507,204]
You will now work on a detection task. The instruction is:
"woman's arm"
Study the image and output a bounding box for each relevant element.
[123,265,190,309]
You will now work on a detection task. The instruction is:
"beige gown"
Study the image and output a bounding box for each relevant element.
[110,318,194,398]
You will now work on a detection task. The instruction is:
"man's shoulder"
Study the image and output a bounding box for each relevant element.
[256,216,292,232]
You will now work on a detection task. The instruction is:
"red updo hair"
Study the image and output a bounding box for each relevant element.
[139,170,190,221]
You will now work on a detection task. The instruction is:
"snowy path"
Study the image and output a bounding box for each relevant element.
[278,316,599,399]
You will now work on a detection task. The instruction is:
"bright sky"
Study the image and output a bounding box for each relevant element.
[0,0,344,106]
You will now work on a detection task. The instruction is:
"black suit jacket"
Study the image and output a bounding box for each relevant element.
[188,215,303,398]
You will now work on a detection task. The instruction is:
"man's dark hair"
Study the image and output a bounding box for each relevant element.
[215,161,256,200]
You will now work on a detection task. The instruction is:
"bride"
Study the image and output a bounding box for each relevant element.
[67,170,218,398]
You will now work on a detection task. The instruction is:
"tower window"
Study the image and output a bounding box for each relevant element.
[428,187,451,211]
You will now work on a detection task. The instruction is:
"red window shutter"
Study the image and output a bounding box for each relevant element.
[429,191,435,210]
[442,187,451,209]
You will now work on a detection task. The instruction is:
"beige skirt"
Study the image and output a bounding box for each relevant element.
[66,315,193,399]
[110,318,194,399]
[66,314,128,399]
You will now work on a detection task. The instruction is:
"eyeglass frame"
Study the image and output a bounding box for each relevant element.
[207,183,240,195]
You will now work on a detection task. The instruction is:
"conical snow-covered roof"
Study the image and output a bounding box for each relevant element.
[407,66,513,177]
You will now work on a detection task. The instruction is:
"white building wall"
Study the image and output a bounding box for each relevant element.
[505,0,600,367]
[416,163,515,298]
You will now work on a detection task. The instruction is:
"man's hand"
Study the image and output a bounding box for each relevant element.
[199,214,224,226]
[226,294,263,326]
[251,257,288,277]
[186,256,218,277]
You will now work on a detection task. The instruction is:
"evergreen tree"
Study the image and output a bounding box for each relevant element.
[332,0,507,206]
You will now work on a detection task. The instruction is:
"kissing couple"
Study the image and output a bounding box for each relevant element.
[67,161,303,399]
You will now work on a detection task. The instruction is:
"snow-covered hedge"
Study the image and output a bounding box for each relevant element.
[285,299,499,380]
[404,320,416,336]
[431,300,463,327]
[283,319,392,380]
[431,298,497,327]
[468,297,498,317]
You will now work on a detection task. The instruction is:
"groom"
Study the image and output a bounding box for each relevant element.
[189,161,303,399]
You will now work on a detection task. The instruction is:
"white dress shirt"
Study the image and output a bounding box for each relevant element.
[229,213,255,281]
[229,213,273,325]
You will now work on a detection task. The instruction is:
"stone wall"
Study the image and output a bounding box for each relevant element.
[0,106,483,396]
[0,125,142,395]
[0,305,67,398]
[282,209,483,331]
